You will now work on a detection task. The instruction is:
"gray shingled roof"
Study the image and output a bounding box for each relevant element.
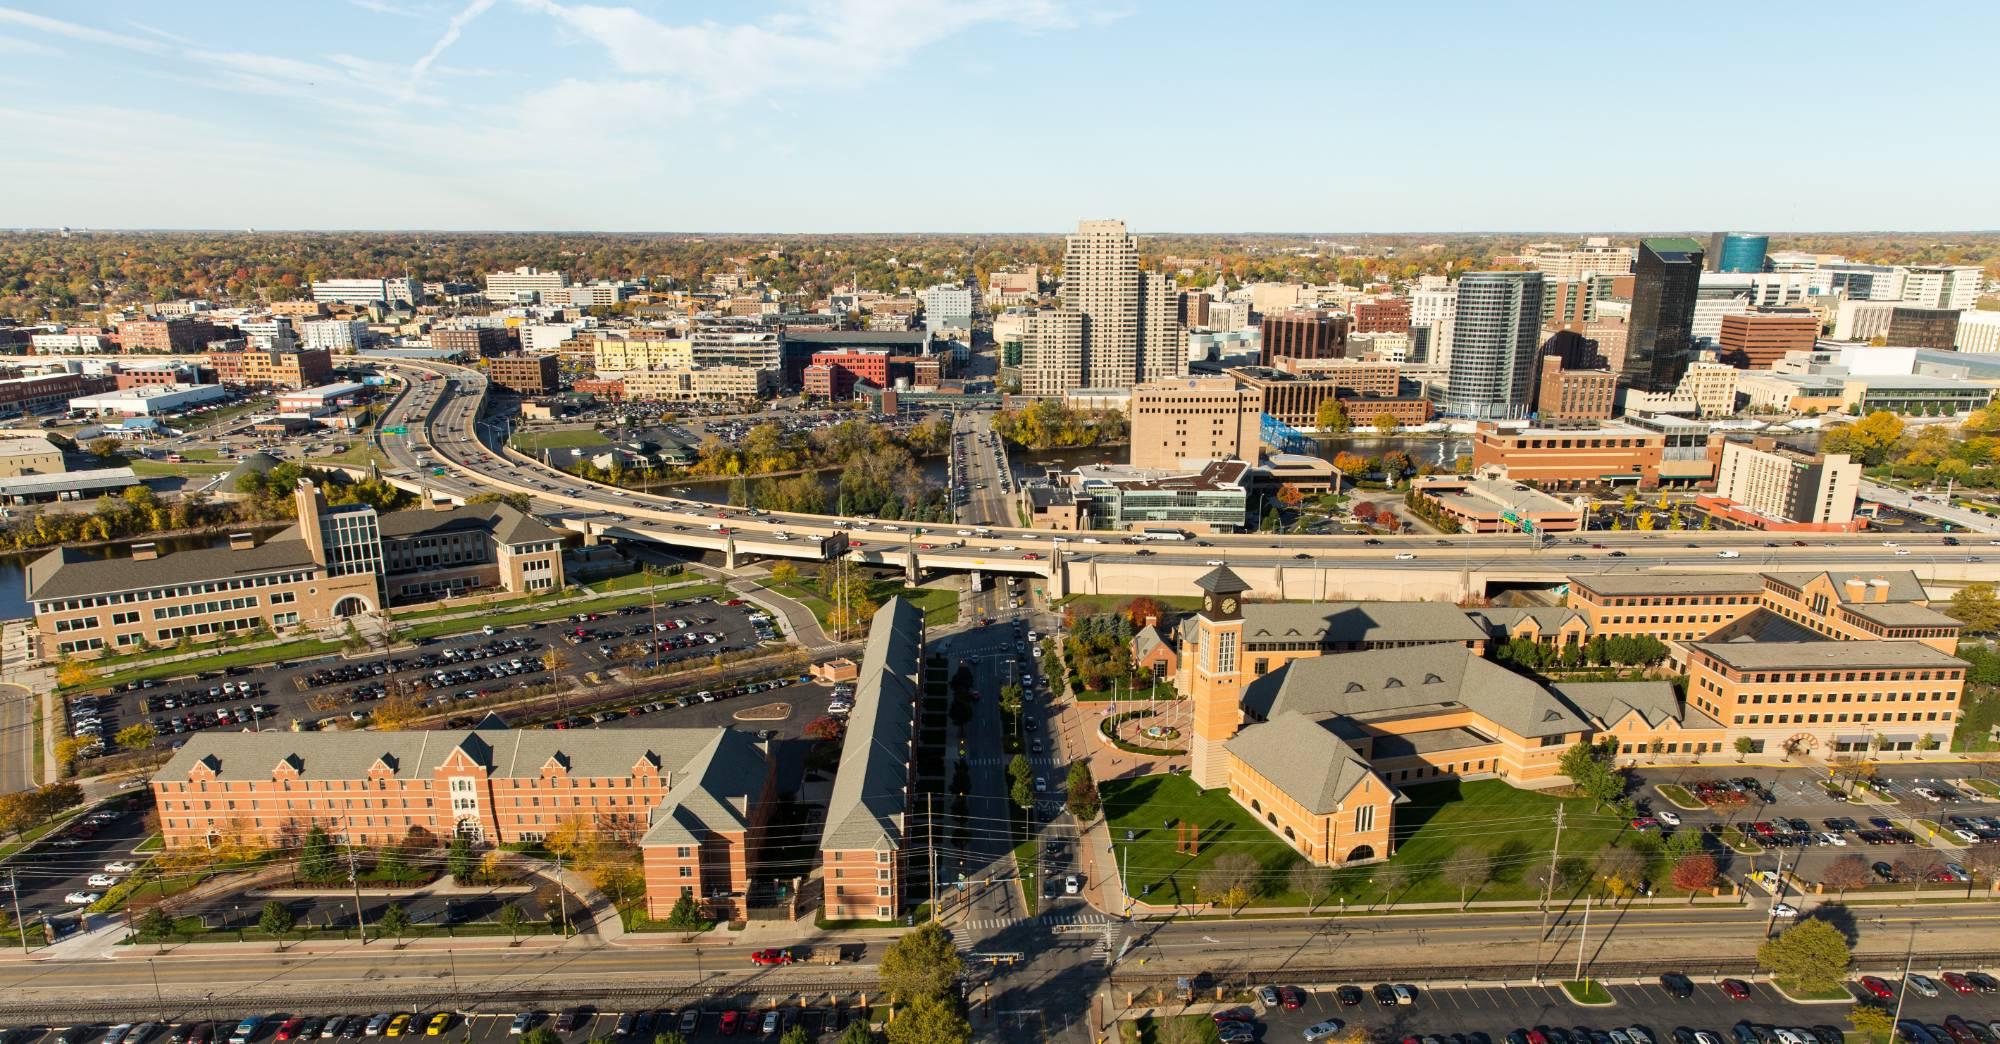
[1194,565,1250,595]
[1133,624,1169,660]
[639,728,769,845]
[1570,573,1766,597]
[1240,646,1590,739]
[1465,607,1584,636]
[1840,601,1961,628]
[819,597,924,853]
[26,532,318,603]
[1551,681,1716,730]
[158,725,720,782]
[1241,602,1488,646]
[1761,569,1928,604]
[1225,712,1375,814]
[377,502,564,546]
[1687,640,1966,670]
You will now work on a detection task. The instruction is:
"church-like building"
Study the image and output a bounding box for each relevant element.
[1176,564,1968,868]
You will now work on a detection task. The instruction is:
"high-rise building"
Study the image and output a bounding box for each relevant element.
[1179,290,1211,329]
[918,284,975,331]
[1886,306,1962,351]
[1410,283,1457,365]
[1535,357,1616,422]
[1528,239,1634,282]
[484,266,570,304]
[1707,232,1769,274]
[1445,272,1545,419]
[1258,309,1349,365]
[1713,439,1859,526]
[1957,310,2000,354]
[1056,220,1181,388]
[300,318,369,354]
[1900,265,1984,311]
[1127,378,1262,470]
[1019,309,1085,397]
[1624,238,1706,392]
[1351,297,1411,333]
[1718,310,1819,369]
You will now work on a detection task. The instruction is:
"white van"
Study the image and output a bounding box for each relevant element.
[1716,550,1740,558]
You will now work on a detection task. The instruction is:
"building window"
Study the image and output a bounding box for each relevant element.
[1355,805,1375,833]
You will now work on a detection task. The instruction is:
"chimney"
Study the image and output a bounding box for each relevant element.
[1869,578,1891,603]
[228,532,255,551]
[1143,614,1159,629]
[130,542,158,561]
[431,494,455,511]
[1843,577,1868,602]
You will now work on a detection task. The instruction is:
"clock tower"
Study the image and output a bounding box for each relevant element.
[1189,564,1251,790]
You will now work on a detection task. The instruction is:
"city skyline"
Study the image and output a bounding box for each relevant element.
[2,1,1997,232]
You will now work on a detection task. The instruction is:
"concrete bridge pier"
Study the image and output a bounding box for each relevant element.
[724,533,738,571]
[904,543,920,585]
[1048,548,1068,600]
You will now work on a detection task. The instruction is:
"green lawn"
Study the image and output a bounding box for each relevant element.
[1562,979,1613,1004]
[1964,778,2000,797]
[587,571,698,594]
[767,579,959,629]
[1656,784,1704,809]
[1104,775,1634,909]
[512,428,610,453]
[78,637,343,691]
[397,585,726,641]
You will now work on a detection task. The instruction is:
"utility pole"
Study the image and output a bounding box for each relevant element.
[346,836,367,944]
[1762,844,1792,939]
[9,869,25,953]
[1536,805,1566,974]
[928,792,939,923]
[556,852,571,936]
[1889,921,1918,1034]
[1574,892,1592,983]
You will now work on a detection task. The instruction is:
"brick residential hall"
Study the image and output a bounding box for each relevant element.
[27,480,565,658]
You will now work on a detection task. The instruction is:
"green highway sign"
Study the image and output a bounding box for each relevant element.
[384,425,408,435]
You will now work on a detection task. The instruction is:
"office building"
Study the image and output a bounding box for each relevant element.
[1957,310,2000,354]
[430,327,515,359]
[1707,233,1769,274]
[1833,298,1899,341]
[207,346,334,390]
[300,318,369,354]
[687,328,782,373]
[1020,309,1086,397]
[1543,277,1617,331]
[985,268,1040,307]
[1718,310,1820,369]
[1471,419,1723,490]
[1886,307,1962,351]
[0,437,66,477]
[1535,357,1615,421]
[1901,265,1984,311]
[1410,475,1583,534]
[1410,284,1457,364]
[309,278,420,307]
[1445,272,1545,419]
[267,301,327,319]
[1230,363,1431,429]
[1180,289,1211,329]
[620,366,776,401]
[1710,438,1860,528]
[28,480,565,658]
[1351,297,1410,334]
[486,354,560,396]
[1046,460,1251,533]
[117,317,219,354]
[1624,238,1705,392]
[0,372,113,414]
[484,267,570,304]
[1128,378,1262,470]
[1258,309,1349,365]
[1528,240,1635,282]
[918,284,976,331]
[590,335,691,374]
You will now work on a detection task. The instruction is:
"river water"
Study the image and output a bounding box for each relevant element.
[0,532,251,621]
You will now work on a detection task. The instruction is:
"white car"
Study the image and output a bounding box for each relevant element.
[1000,545,1018,552]
[1955,828,1980,843]
[1303,1021,1346,1043]
[1770,902,1799,919]
[1894,548,1912,556]
[1656,810,1681,827]
[1393,552,1415,560]
[954,530,971,537]
[64,891,101,905]
[104,861,137,874]
[87,874,120,888]
[1816,832,1847,847]
[1716,550,1741,558]
[1064,874,1080,895]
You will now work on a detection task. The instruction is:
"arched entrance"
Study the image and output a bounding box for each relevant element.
[1345,844,1376,863]
[332,595,371,618]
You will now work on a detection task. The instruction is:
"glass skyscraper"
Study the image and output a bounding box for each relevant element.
[1624,238,1705,393]
[1445,272,1545,419]
[1708,232,1769,274]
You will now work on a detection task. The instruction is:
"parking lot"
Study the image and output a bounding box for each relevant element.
[1629,765,2000,890]
[1238,974,2000,1044]
[66,597,779,756]
[3,796,152,935]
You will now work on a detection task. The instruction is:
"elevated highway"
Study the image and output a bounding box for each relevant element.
[369,360,2000,601]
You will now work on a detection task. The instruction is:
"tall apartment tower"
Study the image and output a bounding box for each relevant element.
[1445,272,1545,420]
[1058,220,1180,388]
[1019,309,1085,397]
[1187,566,1251,790]
[1624,238,1706,393]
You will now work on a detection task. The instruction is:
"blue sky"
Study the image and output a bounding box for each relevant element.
[0,1,1993,233]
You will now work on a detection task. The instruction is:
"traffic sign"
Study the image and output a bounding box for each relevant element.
[383,425,408,435]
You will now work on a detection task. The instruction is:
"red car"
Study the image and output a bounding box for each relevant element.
[1720,979,1751,1000]
[1211,1008,1255,1025]
[1860,976,1895,1000]
[275,1020,307,1042]
[1279,987,1304,1010]
[750,948,795,966]
[1944,972,1976,994]
[718,1011,740,1037]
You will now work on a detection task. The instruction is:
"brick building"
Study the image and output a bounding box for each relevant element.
[117,317,220,354]
[0,372,113,414]
[1471,419,1724,490]
[1534,357,1616,421]
[1258,309,1349,365]
[1717,310,1819,369]
[818,599,924,922]
[486,354,560,395]
[1350,297,1411,334]
[206,346,335,390]
[430,327,516,358]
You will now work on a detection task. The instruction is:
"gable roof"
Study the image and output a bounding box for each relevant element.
[1465,607,1584,636]
[1133,624,1170,659]
[1550,681,1714,730]
[1760,569,1928,604]
[1240,645,1590,739]
[1225,712,1376,814]
[26,530,318,603]
[1239,602,1489,646]
[158,726,718,783]
[376,502,564,546]
[639,729,770,845]
[819,597,925,852]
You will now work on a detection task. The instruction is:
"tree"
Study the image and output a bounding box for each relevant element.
[377,900,412,944]
[663,889,709,934]
[1316,398,1351,434]
[1822,411,1905,467]
[257,900,296,942]
[1443,848,1489,909]
[1064,760,1101,822]
[1757,918,1851,994]
[1199,852,1261,911]
[1122,597,1165,629]
[1374,864,1409,907]
[1850,1003,1896,1044]
[779,1029,812,1044]
[1821,855,1872,899]
[1559,738,1626,808]
[55,660,95,689]
[1598,844,1648,897]
[1734,736,1758,762]
[498,902,528,943]
[656,1034,691,1044]
[88,436,124,459]
[1662,826,1703,863]
[136,905,175,941]
[1275,483,1305,509]
[884,994,969,1044]
[1372,413,1400,436]
[114,723,158,752]
[1351,501,1380,525]
[879,921,961,1001]
[1289,862,1334,914]
[1008,754,1035,811]
[1670,853,1718,899]
[299,826,338,883]
[1948,583,2000,634]
[769,561,800,587]
[521,1028,562,1044]
[446,835,475,885]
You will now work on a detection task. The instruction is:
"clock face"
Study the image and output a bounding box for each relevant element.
[1221,597,1238,615]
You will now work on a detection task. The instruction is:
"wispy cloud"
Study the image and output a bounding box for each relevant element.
[408,0,497,94]
[0,7,167,53]
[349,0,423,17]
[127,21,200,46]
[0,32,59,56]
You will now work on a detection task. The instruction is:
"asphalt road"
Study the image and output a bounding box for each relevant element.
[5,798,152,934]
[0,681,33,795]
